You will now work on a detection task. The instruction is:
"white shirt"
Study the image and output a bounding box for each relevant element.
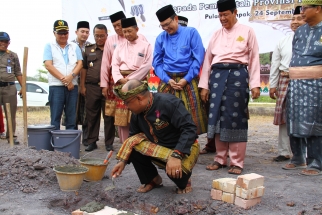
[269,33,294,88]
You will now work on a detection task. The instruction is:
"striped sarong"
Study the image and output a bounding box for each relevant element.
[273,75,289,125]
[116,133,200,174]
[158,72,207,135]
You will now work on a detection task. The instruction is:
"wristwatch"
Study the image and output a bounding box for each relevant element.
[71,72,76,78]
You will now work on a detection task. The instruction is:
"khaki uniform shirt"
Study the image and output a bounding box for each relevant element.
[83,44,103,84]
[0,50,22,82]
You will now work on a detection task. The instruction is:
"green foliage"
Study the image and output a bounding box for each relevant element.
[252,95,276,103]
[259,52,271,65]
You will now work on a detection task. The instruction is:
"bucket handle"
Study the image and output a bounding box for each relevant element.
[51,132,81,149]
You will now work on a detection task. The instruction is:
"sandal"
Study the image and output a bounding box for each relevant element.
[176,178,192,194]
[137,180,163,193]
[282,163,307,170]
[228,166,243,175]
[206,161,227,170]
[200,148,216,155]
[300,168,322,176]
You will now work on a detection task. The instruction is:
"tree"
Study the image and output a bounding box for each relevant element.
[33,65,48,83]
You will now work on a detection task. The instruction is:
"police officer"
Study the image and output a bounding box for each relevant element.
[80,24,115,152]
[0,32,23,144]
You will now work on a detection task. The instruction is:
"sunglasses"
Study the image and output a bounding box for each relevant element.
[55,31,69,35]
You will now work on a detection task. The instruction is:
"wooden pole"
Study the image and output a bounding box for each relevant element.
[6,103,13,147]
[22,47,28,145]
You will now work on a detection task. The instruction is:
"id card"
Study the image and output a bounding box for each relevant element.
[7,66,11,74]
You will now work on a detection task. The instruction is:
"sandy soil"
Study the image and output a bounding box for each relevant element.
[0,111,321,215]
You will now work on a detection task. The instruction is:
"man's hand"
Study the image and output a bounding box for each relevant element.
[166,156,182,179]
[119,78,129,84]
[111,161,126,178]
[269,88,277,100]
[200,88,209,103]
[61,74,73,86]
[80,85,86,96]
[102,87,109,99]
[251,87,260,99]
[168,79,182,90]
[67,82,74,91]
[176,79,187,89]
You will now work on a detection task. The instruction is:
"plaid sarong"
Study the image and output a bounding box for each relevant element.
[116,133,200,174]
[273,75,289,125]
[158,72,207,135]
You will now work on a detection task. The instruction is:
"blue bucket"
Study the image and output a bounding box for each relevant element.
[28,125,56,151]
[51,130,82,159]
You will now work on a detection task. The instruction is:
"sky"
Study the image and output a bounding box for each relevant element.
[1,0,62,77]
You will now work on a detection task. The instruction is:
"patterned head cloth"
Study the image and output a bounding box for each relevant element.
[114,81,149,100]
[217,0,237,12]
[302,0,322,5]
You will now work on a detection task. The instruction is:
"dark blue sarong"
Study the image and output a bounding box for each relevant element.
[207,63,249,142]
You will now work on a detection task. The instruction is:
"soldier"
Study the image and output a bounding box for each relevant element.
[81,24,115,152]
[0,32,23,144]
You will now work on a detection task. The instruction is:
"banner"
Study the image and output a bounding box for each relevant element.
[62,0,301,94]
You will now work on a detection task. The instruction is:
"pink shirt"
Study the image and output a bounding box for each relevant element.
[112,38,152,83]
[199,22,260,90]
[100,34,147,88]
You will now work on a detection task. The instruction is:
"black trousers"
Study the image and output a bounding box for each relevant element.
[129,150,191,190]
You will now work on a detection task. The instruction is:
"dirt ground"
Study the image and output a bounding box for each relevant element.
[0,109,322,215]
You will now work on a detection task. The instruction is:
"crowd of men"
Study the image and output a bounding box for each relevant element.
[1,0,322,194]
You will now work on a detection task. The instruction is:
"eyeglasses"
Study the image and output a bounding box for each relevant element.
[300,5,317,12]
[159,19,174,29]
[94,34,106,39]
[55,31,69,35]
[124,96,137,106]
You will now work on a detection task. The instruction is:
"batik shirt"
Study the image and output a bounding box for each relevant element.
[71,39,91,52]
[129,93,197,155]
[153,25,205,83]
[290,21,322,67]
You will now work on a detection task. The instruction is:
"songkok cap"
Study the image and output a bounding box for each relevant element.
[77,21,90,29]
[302,0,322,5]
[178,16,188,26]
[217,0,237,12]
[293,6,301,15]
[156,5,176,22]
[121,17,137,28]
[109,11,126,23]
[0,32,10,41]
[53,20,69,32]
[114,81,148,100]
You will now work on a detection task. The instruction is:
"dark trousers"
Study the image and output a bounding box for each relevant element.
[85,84,115,145]
[129,150,191,190]
[204,101,216,151]
[290,136,322,170]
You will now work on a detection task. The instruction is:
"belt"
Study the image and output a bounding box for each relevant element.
[0,82,14,87]
[212,63,247,70]
[280,71,289,77]
[85,82,100,86]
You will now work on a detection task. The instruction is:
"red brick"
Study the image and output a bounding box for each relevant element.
[234,196,261,209]
[236,173,264,190]
[222,192,235,204]
[236,186,265,199]
[211,189,223,201]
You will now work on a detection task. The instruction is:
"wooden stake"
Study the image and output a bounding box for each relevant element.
[22,47,28,145]
[5,103,13,147]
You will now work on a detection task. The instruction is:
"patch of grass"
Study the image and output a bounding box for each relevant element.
[251,95,276,103]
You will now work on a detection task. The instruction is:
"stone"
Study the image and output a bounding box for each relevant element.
[210,189,223,201]
[71,209,83,215]
[222,192,235,204]
[234,196,261,209]
[236,173,264,190]
[235,186,265,199]
[222,179,237,193]
[212,178,236,190]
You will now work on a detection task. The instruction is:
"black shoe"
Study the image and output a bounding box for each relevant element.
[273,155,290,162]
[85,143,97,151]
[105,145,114,151]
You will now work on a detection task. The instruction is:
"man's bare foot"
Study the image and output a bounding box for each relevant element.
[176,178,192,194]
[137,175,163,193]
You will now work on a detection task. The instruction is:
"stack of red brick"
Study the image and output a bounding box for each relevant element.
[210,173,265,209]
